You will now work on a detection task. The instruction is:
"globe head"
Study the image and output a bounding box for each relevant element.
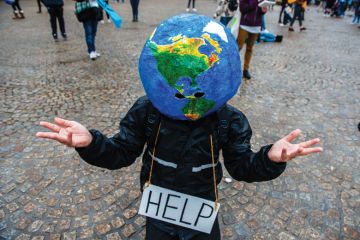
[139,14,242,121]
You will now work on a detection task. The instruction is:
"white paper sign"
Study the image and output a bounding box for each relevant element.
[139,184,220,234]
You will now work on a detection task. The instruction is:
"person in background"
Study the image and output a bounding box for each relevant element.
[352,0,360,24]
[100,0,111,23]
[259,15,283,42]
[213,0,238,26]
[36,0,42,13]
[289,0,307,31]
[186,0,197,12]
[278,0,288,25]
[236,0,267,79]
[11,0,25,19]
[76,0,101,60]
[130,0,140,22]
[42,0,67,41]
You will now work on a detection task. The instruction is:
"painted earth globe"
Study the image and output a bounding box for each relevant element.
[139,14,242,121]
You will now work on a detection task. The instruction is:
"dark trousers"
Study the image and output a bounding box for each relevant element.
[130,0,140,19]
[279,5,286,23]
[37,0,42,12]
[48,6,65,35]
[188,0,196,8]
[83,20,98,53]
[290,4,303,27]
[145,218,221,240]
[12,0,22,11]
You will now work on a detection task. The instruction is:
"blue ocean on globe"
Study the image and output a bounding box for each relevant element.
[139,14,242,121]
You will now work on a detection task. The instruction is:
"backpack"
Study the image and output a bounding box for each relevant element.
[228,0,239,11]
[145,102,230,152]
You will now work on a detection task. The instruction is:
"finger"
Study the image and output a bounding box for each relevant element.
[284,129,301,142]
[54,117,73,128]
[298,147,323,156]
[288,146,304,159]
[39,121,61,133]
[281,148,288,161]
[299,138,320,148]
[36,132,69,145]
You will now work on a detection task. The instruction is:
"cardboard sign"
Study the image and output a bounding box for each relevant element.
[139,184,220,234]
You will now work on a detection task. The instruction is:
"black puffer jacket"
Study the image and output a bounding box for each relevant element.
[76,96,286,201]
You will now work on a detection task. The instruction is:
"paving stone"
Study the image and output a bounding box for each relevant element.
[31,236,45,240]
[79,227,93,239]
[15,234,31,240]
[95,223,111,235]
[63,231,76,240]
[122,224,136,238]
[28,220,44,232]
[106,232,122,240]
[111,217,125,229]
[123,208,138,219]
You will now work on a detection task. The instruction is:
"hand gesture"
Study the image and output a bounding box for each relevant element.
[36,117,93,148]
[268,129,323,163]
[261,7,268,13]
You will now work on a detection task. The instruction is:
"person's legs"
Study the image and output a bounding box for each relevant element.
[91,20,98,52]
[193,0,196,8]
[134,0,139,20]
[83,21,95,54]
[130,0,136,21]
[236,28,248,51]
[55,6,66,36]
[189,219,221,240]
[279,5,286,23]
[290,5,301,29]
[37,0,42,13]
[298,6,303,26]
[188,0,191,8]
[48,7,58,38]
[243,32,258,71]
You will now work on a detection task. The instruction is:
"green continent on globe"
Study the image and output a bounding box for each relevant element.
[147,33,220,120]
[182,98,215,121]
[147,34,221,92]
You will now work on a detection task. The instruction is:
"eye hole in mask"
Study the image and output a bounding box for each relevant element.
[194,92,204,98]
[175,93,186,99]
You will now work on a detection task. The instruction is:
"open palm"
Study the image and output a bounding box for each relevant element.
[268,129,323,163]
[36,117,93,148]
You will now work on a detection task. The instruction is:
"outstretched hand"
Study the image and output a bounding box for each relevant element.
[268,129,323,163]
[36,117,93,148]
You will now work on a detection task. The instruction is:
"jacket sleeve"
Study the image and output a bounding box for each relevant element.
[75,97,148,170]
[222,107,286,183]
[239,0,257,14]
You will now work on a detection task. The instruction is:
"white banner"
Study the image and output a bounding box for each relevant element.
[139,184,220,234]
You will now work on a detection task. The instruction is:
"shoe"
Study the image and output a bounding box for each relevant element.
[95,52,101,57]
[275,35,283,42]
[289,27,294,31]
[107,19,111,23]
[300,27,306,31]
[19,10,25,19]
[37,10,41,13]
[61,32,67,39]
[243,70,251,79]
[100,20,105,24]
[186,8,190,12]
[89,51,97,60]
[279,23,285,27]
[192,8,197,12]
[13,11,19,19]
[53,33,58,41]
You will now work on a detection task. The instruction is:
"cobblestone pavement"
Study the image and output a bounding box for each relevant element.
[0,0,359,239]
